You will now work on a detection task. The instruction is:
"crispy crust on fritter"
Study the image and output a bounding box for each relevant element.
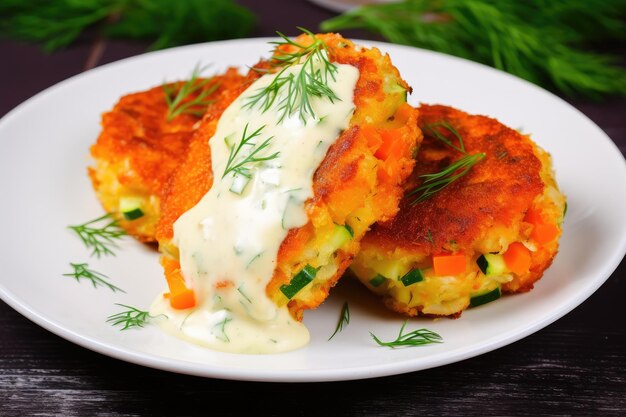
[368,104,544,254]
[508,143,562,292]
[89,68,246,241]
[157,33,421,320]
[354,104,565,317]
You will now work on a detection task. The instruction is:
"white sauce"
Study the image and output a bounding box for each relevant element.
[151,55,359,354]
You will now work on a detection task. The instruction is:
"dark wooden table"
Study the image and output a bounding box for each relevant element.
[1,1,625,415]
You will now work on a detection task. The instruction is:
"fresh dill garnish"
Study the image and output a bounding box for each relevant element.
[370,320,442,348]
[106,304,151,330]
[424,121,465,154]
[63,262,125,293]
[213,316,232,342]
[328,302,350,340]
[408,153,485,205]
[180,311,194,330]
[68,214,126,258]
[163,64,219,121]
[426,229,434,245]
[320,0,626,98]
[222,124,279,179]
[243,28,339,123]
[246,252,263,269]
[237,285,252,304]
[0,0,255,53]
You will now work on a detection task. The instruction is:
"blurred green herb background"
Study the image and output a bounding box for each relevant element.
[0,0,255,51]
[1,0,624,98]
[321,0,626,98]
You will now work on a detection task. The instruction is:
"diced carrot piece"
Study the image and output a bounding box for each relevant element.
[375,129,404,161]
[170,289,196,309]
[524,207,559,244]
[375,128,408,183]
[215,280,234,289]
[362,125,383,152]
[394,102,413,122]
[160,257,196,309]
[531,222,559,244]
[433,253,466,276]
[523,207,544,224]
[503,242,531,275]
[165,272,186,295]
[374,134,392,160]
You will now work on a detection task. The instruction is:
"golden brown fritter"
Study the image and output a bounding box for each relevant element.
[351,104,566,317]
[157,33,422,320]
[89,68,247,241]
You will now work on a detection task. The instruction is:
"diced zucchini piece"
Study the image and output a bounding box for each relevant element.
[224,133,236,150]
[476,254,506,276]
[280,265,317,299]
[400,268,424,286]
[476,255,488,274]
[369,274,386,287]
[470,286,501,307]
[387,81,407,102]
[326,224,353,253]
[230,174,250,195]
[119,197,144,220]
[123,208,144,221]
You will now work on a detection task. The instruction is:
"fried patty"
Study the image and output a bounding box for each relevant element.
[156,33,422,320]
[351,104,566,317]
[88,68,246,242]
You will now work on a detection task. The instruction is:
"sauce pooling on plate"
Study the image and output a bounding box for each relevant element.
[151,53,359,353]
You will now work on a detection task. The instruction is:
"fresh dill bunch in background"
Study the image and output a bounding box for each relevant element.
[0,0,255,52]
[321,0,626,98]
[2,0,624,98]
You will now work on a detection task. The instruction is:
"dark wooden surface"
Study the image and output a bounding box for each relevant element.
[1,1,625,415]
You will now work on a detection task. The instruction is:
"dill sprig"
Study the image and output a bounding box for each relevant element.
[0,0,255,52]
[63,262,125,293]
[426,229,434,245]
[213,316,232,342]
[408,153,485,204]
[163,65,219,121]
[222,124,279,179]
[244,28,339,123]
[424,121,466,153]
[328,302,350,340]
[68,214,126,258]
[320,0,626,98]
[107,304,151,330]
[371,320,443,348]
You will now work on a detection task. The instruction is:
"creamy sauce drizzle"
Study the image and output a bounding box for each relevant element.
[151,56,359,354]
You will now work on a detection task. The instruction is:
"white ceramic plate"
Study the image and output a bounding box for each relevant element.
[1,38,625,382]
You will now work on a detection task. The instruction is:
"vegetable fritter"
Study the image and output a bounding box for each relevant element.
[88,68,246,241]
[156,33,422,321]
[351,104,566,317]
